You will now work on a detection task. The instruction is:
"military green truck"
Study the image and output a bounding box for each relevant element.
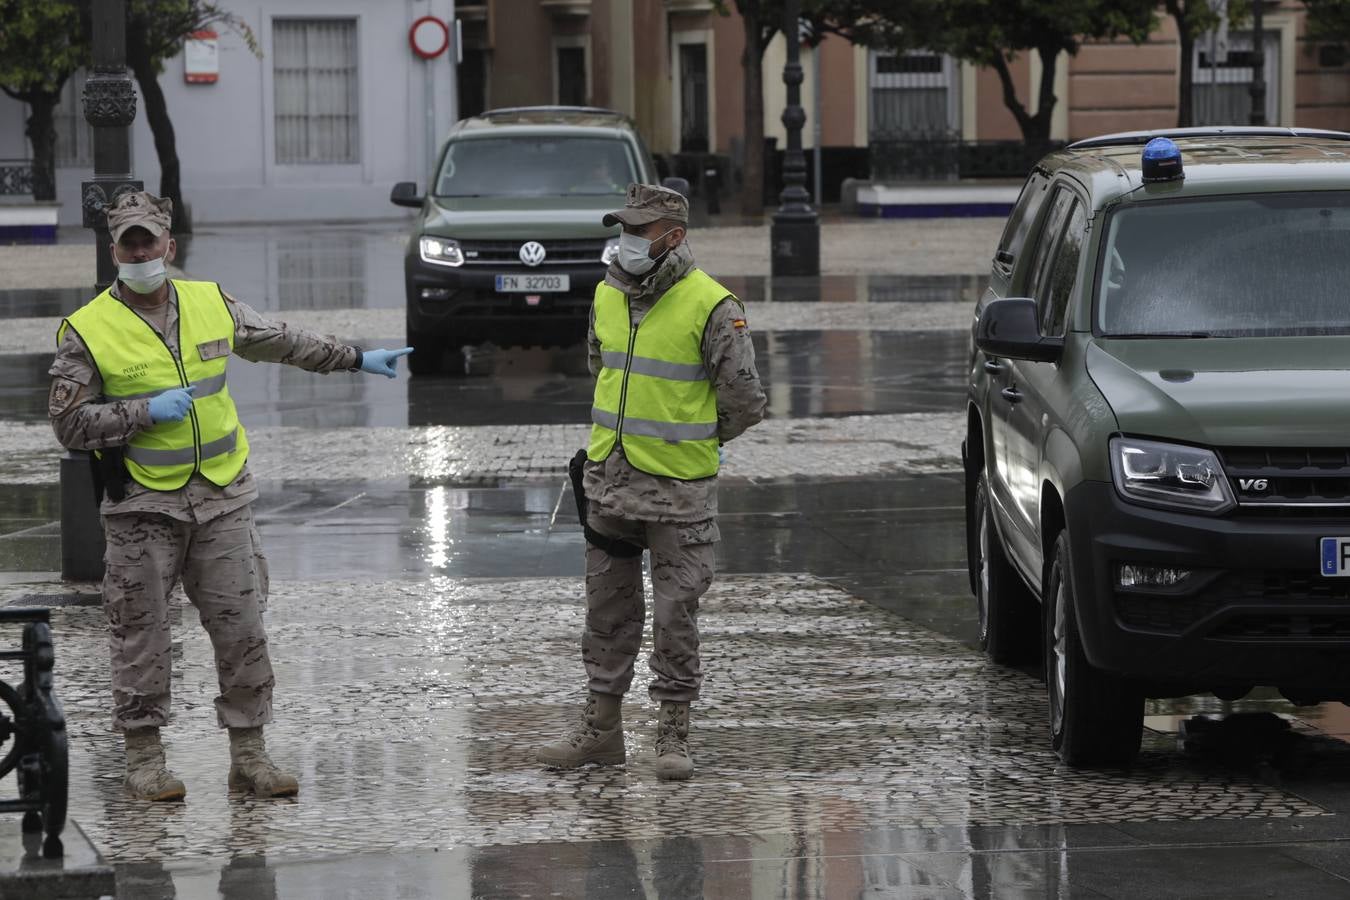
[964,127,1350,766]
[390,106,688,374]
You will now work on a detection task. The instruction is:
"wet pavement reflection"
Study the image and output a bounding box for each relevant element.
[6,225,1350,898]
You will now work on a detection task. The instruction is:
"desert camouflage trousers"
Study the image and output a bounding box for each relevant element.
[583,511,716,703]
[101,504,274,730]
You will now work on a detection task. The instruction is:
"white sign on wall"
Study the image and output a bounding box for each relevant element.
[185,30,219,84]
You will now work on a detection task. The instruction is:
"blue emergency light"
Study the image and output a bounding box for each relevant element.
[1141,137,1184,183]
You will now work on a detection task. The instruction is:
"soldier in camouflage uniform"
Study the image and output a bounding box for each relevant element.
[538,184,766,780]
[49,191,412,801]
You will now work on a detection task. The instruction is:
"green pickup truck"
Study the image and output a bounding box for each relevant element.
[965,127,1350,766]
[390,106,688,374]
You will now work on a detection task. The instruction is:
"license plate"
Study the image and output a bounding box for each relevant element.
[1320,537,1350,576]
[496,274,569,293]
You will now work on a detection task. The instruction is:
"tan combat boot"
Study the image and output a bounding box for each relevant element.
[124,726,187,801]
[537,692,625,768]
[654,701,694,781]
[227,727,299,798]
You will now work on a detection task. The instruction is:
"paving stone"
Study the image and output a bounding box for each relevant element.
[0,574,1328,869]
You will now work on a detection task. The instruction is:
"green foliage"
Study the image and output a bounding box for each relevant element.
[876,0,1158,63]
[126,0,259,73]
[1306,0,1350,43]
[0,0,85,101]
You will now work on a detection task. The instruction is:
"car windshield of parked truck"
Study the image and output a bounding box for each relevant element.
[1098,191,1350,338]
[435,136,638,198]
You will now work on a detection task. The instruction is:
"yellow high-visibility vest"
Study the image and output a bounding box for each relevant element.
[588,268,735,480]
[58,280,248,491]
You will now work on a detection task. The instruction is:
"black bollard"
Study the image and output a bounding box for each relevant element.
[59,451,105,582]
[703,164,721,216]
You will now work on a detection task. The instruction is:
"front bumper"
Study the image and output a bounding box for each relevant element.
[405,254,603,341]
[1065,480,1350,695]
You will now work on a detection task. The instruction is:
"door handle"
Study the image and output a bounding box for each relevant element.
[984,359,1004,373]
[1001,387,1023,404]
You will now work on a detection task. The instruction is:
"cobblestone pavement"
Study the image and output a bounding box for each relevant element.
[0,412,966,485]
[0,574,1332,872]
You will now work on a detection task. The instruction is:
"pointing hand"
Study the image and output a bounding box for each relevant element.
[360,347,414,378]
[148,385,196,423]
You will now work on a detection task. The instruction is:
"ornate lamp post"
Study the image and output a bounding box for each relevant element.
[769,0,819,277]
[83,0,142,292]
[61,0,141,581]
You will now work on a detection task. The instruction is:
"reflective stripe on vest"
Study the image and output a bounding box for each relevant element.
[587,268,733,480]
[59,280,249,491]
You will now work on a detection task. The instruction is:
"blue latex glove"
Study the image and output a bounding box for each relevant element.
[719,446,726,465]
[360,347,414,378]
[148,385,196,423]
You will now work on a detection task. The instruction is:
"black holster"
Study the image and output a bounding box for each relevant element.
[91,447,128,503]
[568,449,643,558]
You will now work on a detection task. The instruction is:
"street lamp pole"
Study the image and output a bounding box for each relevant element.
[83,0,141,293]
[62,0,141,581]
[770,0,819,277]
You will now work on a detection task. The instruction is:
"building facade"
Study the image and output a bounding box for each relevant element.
[3,0,1349,226]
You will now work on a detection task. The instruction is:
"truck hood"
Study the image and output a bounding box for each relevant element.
[419,195,619,240]
[1086,336,1350,446]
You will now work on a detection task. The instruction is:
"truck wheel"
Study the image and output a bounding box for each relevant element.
[972,472,1040,665]
[1045,531,1143,766]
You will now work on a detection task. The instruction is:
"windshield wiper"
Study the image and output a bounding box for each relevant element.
[1107,331,1213,339]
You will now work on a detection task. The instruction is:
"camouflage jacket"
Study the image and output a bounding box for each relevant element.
[583,241,767,532]
[48,281,361,522]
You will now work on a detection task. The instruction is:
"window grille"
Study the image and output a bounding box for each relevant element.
[274,18,360,164]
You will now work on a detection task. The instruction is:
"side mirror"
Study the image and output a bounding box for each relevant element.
[975,298,1063,363]
[390,182,424,208]
[661,176,691,199]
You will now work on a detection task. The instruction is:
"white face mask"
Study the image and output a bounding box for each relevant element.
[617,228,676,277]
[116,245,169,294]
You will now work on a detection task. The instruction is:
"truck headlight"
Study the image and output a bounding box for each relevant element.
[601,237,620,265]
[420,236,464,267]
[1110,437,1235,514]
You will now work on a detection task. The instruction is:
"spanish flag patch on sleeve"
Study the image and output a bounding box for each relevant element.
[732,317,747,330]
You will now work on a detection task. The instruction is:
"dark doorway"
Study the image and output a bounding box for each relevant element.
[459,47,488,119]
[679,43,709,152]
[557,46,587,106]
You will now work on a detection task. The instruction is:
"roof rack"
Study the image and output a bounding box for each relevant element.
[479,106,626,119]
[1068,126,1350,150]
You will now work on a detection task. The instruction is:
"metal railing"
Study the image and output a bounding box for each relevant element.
[869,139,1066,181]
[0,160,36,196]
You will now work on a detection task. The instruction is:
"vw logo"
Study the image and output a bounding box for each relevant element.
[519,241,547,267]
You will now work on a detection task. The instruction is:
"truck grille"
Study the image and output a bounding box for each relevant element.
[459,239,607,267]
[1116,569,1350,637]
[1219,446,1350,508]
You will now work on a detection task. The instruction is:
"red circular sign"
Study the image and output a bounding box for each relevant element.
[409,16,449,60]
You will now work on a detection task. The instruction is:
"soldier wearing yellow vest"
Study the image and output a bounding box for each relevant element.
[47,192,412,802]
[538,184,766,780]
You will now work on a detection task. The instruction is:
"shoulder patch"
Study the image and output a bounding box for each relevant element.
[732,317,747,330]
[48,378,80,417]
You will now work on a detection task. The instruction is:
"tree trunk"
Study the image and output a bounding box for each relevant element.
[25,91,60,202]
[989,54,1051,145]
[128,48,192,232]
[740,5,765,217]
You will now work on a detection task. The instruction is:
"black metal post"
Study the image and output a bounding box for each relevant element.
[62,0,141,581]
[1250,0,1266,126]
[770,0,819,277]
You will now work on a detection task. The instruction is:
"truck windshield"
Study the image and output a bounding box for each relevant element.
[434,136,638,198]
[1098,191,1350,338]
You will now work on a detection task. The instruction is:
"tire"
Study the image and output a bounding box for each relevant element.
[971,472,1040,666]
[1044,531,1143,767]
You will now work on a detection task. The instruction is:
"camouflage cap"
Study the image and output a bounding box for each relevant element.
[602,183,688,228]
[107,191,173,242]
